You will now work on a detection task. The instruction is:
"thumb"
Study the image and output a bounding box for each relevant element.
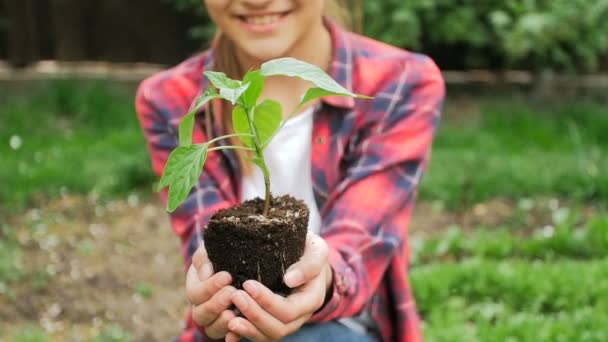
[284,233,329,288]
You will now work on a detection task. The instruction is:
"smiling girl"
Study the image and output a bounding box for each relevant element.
[136,1,445,341]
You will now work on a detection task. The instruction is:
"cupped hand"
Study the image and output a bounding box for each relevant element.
[186,244,238,339]
[225,232,333,342]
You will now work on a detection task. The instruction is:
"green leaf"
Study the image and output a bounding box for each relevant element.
[179,88,220,147]
[260,58,370,99]
[296,87,358,111]
[220,83,250,105]
[248,156,265,169]
[158,145,208,212]
[232,100,281,149]
[232,106,254,148]
[241,70,265,108]
[204,71,240,89]
[254,99,282,148]
[204,71,250,105]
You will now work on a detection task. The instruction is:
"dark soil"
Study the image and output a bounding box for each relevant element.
[204,195,308,294]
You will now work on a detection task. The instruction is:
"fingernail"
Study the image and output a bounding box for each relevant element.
[244,281,259,298]
[284,269,304,288]
[228,319,241,331]
[232,291,249,310]
[214,272,230,287]
[199,262,213,280]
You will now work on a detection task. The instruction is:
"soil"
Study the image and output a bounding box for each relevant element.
[204,195,308,294]
[0,195,595,341]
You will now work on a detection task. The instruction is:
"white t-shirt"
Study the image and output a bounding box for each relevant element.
[241,106,377,337]
[241,106,322,233]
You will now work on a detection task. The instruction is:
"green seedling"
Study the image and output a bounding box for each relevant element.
[158,57,369,214]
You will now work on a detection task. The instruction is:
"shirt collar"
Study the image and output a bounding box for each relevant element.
[201,18,355,110]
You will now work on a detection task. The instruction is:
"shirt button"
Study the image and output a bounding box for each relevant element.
[315,136,326,145]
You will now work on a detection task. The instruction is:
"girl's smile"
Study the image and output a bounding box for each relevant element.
[234,11,291,34]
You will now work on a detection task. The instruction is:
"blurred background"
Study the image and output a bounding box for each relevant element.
[1,1,607,341]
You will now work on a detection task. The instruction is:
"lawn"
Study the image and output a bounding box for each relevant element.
[1,80,607,341]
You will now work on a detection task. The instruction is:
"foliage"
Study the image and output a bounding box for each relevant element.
[364,0,608,71]
[158,58,366,213]
[166,0,608,71]
[412,212,608,341]
[2,81,607,211]
[412,214,608,265]
[420,99,608,208]
[413,258,608,342]
[0,80,155,211]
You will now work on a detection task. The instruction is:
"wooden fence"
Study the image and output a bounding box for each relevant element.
[0,0,205,67]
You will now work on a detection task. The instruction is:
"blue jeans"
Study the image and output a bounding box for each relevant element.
[244,321,377,342]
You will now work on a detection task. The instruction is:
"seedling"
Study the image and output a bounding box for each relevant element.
[158,57,369,214]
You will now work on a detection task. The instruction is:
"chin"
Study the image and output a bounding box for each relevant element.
[241,40,294,63]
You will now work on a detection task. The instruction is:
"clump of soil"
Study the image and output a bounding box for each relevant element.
[203,195,308,294]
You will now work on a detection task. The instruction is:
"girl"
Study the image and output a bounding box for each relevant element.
[136,0,445,341]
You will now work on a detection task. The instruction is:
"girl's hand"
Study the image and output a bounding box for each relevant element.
[225,233,332,342]
[186,245,238,339]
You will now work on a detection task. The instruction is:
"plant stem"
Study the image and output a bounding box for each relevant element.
[208,146,255,152]
[246,106,272,216]
[207,133,254,147]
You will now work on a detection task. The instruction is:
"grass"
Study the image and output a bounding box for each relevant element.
[411,209,608,341]
[413,258,608,342]
[2,81,607,341]
[421,100,608,208]
[0,223,23,294]
[0,80,155,211]
[412,214,608,264]
[1,324,133,342]
[1,81,607,211]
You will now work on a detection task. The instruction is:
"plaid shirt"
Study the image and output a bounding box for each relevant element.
[136,21,444,342]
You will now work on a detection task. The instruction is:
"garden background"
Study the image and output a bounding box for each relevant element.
[1,1,607,341]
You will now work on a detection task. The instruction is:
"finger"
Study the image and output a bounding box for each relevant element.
[204,309,237,339]
[243,276,324,324]
[192,246,213,281]
[186,269,232,305]
[283,233,329,288]
[192,244,207,270]
[284,273,327,312]
[228,317,272,342]
[192,285,236,327]
[231,290,289,340]
[225,331,241,342]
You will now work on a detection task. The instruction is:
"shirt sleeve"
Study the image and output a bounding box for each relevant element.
[310,56,445,321]
[135,79,233,264]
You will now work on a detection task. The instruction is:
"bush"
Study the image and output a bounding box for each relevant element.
[364,0,608,71]
[167,0,608,71]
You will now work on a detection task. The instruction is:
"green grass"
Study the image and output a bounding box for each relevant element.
[10,326,49,342]
[412,214,608,264]
[421,100,608,208]
[0,223,23,293]
[0,80,155,211]
[412,211,608,341]
[1,81,607,210]
[2,81,607,341]
[413,258,608,342]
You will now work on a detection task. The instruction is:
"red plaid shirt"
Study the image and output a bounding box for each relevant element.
[136,21,444,342]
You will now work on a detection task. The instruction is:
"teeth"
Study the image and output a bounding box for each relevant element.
[246,14,281,25]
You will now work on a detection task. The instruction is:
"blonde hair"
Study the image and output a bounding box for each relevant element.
[207,0,360,175]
